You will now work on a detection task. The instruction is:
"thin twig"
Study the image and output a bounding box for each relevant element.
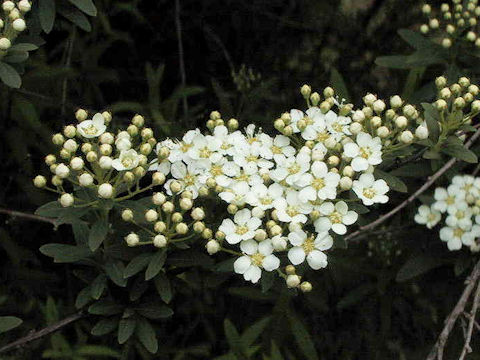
[0,312,84,354]
[463,312,480,332]
[459,279,480,359]
[346,129,480,242]
[61,27,76,118]
[0,208,57,226]
[174,0,188,120]
[426,259,480,360]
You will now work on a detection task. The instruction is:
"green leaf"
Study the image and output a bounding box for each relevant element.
[136,319,158,354]
[136,303,173,319]
[375,55,411,69]
[442,143,478,163]
[329,68,350,102]
[88,218,109,251]
[391,162,433,177]
[153,273,172,303]
[118,318,136,344]
[91,274,107,300]
[288,312,319,360]
[77,345,120,358]
[58,6,91,32]
[68,0,97,16]
[0,316,22,333]
[4,51,29,63]
[373,169,408,193]
[0,62,21,88]
[105,261,127,287]
[145,250,166,281]
[124,253,152,279]
[396,254,446,282]
[398,29,435,49]
[224,319,245,357]
[422,102,440,143]
[270,341,284,360]
[337,283,376,310]
[39,0,56,33]
[88,300,123,316]
[40,244,91,263]
[91,318,119,336]
[75,286,93,309]
[241,317,271,347]
[10,43,39,52]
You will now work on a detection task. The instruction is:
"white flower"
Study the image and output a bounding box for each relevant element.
[76,113,106,138]
[450,175,480,199]
[234,239,280,283]
[445,203,472,230]
[166,161,203,198]
[270,152,310,187]
[187,133,222,166]
[287,230,332,270]
[219,181,250,205]
[352,173,389,206]
[325,110,351,140]
[343,132,382,172]
[314,201,358,235]
[440,226,476,251]
[112,149,139,171]
[218,209,262,244]
[298,161,340,202]
[168,129,201,163]
[245,183,283,210]
[299,107,328,141]
[267,135,296,162]
[273,190,313,224]
[432,186,466,213]
[414,205,441,229]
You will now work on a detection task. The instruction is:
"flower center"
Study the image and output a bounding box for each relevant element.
[221,142,231,150]
[246,155,258,162]
[286,205,299,217]
[210,165,223,176]
[301,237,315,254]
[183,174,196,186]
[332,122,343,132]
[362,188,376,199]
[251,253,265,266]
[359,147,371,159]
[260,197,272,205]
[84,124,98,135]
[247,137,258,144]
[236,225,249,235]
[446,196,455,205]
[122,157,134,167]
[317,132,329,142]
[181,143,192,153]
[427,213,437,222]
[329,211,342,224]
[236,172,250,182]
[271,145,283,154]
[312,177,325,190]
[453,228,464,238]
[199,147,211,158]
[303,116,313,125]
[455,210,465,219]
[288,164,301,174]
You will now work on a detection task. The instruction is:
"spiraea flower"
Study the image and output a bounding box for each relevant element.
[416,174,480,252]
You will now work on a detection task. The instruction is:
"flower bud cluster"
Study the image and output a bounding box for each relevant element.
[415,174,480,252]
[0,0,30,53]
[420,0,480,48]
[34,111,162,208]
[122,191,212,248]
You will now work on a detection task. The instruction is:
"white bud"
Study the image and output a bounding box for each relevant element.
[349,122,363,135]
[400,130,414,144]
[63,139,78,153]
[390,95,403,109]
[271,236,287,251]
[99,132,114,144]
[251,207,265,218]
[372,99,386,113]
[99,156,113,169]
[59,193,74,207]
[12,18,26,31]
[363,93,377,106]
[18,0,31,12]
[191,207,205,221]
[152,192,166,205]
[179,197,193,210]
[125,233,139,247]
[395,116,408,128]
[352,110,365,123]
[70,157,84,170]
[121,209,134,222]
[376,126,390,138]
[2,1,14,12]
[55,163,70,179]
[98,183,114,199]
[206,239,220,255]
[340,176,353,190]
[78,173,93,187]
[415,125,429,140]
[33,175,47,188]
[286,274,301,288]
[145,209,159,222]
[153,235,167,248]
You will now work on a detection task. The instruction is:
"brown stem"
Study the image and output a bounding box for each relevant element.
[0,208,57,227]
[459,278,480,359]
[426,259,480,360]
[346,129,480,242]
[0,312,84,354]
[175,0,188,121]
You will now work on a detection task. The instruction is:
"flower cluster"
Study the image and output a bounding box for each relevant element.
[420,0,480,48]
[0,0,30,52]
[33,110,166,208]
[433,75,480,115]
[121,190,213,249]
[415,174,480,251]
[148,83,420,289]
